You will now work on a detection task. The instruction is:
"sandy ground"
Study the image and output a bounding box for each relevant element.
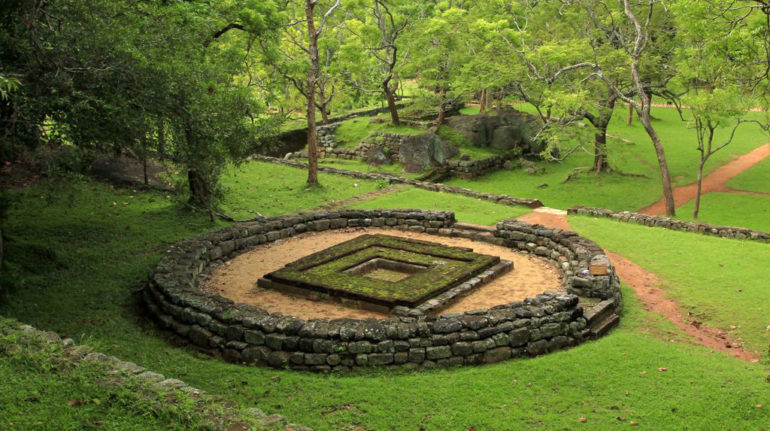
[202,228,563,320]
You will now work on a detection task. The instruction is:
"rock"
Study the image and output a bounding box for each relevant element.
[447,109,544,155]
[398,133,458,173]
[460,153,470,161]
[364,147,393,166]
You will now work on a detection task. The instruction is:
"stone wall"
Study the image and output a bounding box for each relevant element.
[143,209,621,372]
[446,154,519,179]
[256,155,544,209]
[264,104,408,157]
[569,206,770,243]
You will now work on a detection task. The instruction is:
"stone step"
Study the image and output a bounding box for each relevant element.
[589,313,620,338]
[454,222,496,233]
[583,298,616,326]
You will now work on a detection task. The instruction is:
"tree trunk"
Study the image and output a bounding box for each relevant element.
[479,88,487,113]
[593,126,611,173]
[486,89,492,111]
[593,93,617,173]
[157,119,166,160]
[436,88,447,125]
[319,103,329,125]
[627,103,634,125]
[305,0,320,185]
[384,79,400,125]
[693,155,706,219]
[141,136,149,185]
[188,169,211,207]
[638,113,676,216]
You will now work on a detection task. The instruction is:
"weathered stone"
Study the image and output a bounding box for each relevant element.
[426,346,452,360]
[482,347,512,364]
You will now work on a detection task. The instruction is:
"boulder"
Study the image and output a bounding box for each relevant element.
[364,147,393,166]
[447,109,544,155]
[398,133,458,173]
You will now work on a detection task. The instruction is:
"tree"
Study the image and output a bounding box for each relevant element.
[674,0,770,218]
[303,0,342,185]
[0,0,280,213]
[587,0,680,216]
[361,0,412,125]
[405,7,469,124]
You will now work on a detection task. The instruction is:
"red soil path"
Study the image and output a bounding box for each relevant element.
[640,143,770,216]
[516,210,758,362]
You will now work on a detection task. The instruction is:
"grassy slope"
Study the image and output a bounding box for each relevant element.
[676,193,770,232]
[219,161,385,220]
[445,107,769,211]
[348,187,530,225]
[728,157,770,194]
[1,174,768,429]
[334,116,424,149]
[570,215,770,356]
[317,158,423,179]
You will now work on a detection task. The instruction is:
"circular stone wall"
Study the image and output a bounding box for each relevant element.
[144,209,622,372]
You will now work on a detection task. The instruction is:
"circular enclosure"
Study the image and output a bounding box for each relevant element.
[144,209,622,371]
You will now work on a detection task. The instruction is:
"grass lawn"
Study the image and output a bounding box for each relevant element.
[1,175,768,429]
[446,107,769,211]
[348,187,530,225]
[676,193,770,232]
[219,161,385,220]
[728,157,770,194]
[334,116,425,149]
[316,158,423,179]
[570,215,770,357]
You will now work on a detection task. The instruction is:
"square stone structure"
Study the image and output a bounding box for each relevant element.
[258,234,505,313]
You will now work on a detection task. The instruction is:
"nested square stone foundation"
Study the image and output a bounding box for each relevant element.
[258,234,512,314]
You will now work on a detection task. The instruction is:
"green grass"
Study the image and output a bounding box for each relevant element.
[0,319,249,431]
[219,161,386,220]
[728,156,770,193]
[317,158,423,179]
[348,187,531,225]
[570,215,770,356]
[2,176,769,429]
[446,106,769,211]
[334,116,425,149]
[676,193,770,232]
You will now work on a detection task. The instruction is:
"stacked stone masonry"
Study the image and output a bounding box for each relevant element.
[144,209,622,372]
[256,155,543,209]
[569,206,770,243]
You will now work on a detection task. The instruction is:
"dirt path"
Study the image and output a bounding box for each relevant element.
[640,143,770,215]
[516,209,758,362]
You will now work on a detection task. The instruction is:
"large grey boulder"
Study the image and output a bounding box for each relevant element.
[448,109,544,155]
[398,133,458,173]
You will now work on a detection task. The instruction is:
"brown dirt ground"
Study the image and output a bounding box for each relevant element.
[201,228,564,320]
[517,210,758,362]
[640,143,770,216]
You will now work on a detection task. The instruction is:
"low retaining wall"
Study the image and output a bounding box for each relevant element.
[446,154,518,179]
[255,155,543,209]
[144,209,621,372]
[569,206,770,243]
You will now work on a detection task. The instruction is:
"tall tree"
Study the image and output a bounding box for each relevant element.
[304,0,342,185]
[586,0,679,216]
